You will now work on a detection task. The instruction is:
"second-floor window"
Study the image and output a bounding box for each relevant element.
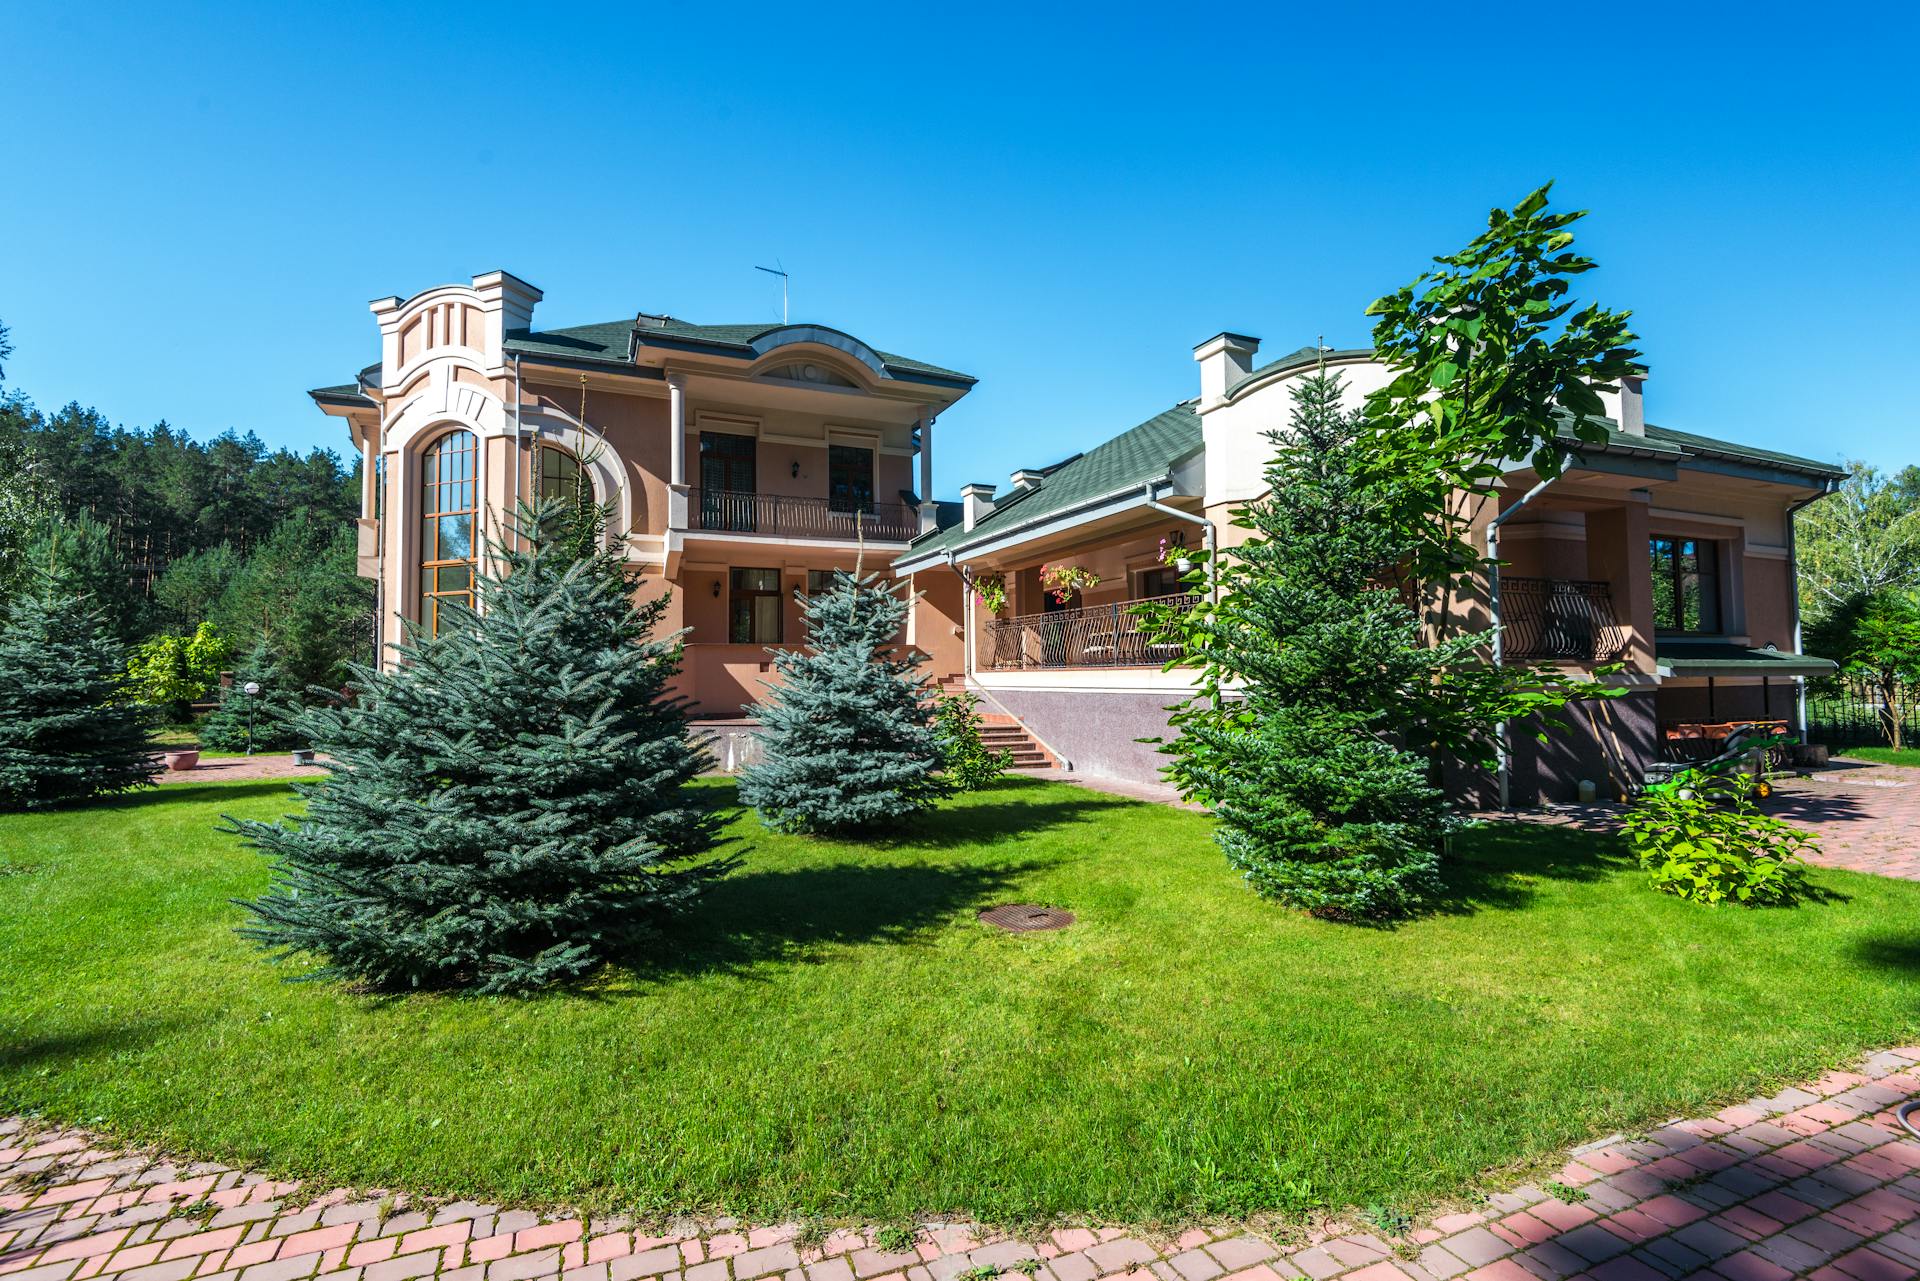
[1651,535,1721,633]
[701,432,757,533]
[828,444,875,513]
[421,429,478,636]
[701,431,755,495]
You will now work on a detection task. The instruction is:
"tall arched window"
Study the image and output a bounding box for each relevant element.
[420,429,478,634]
[537,445,594,506]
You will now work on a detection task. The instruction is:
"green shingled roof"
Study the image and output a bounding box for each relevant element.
[498,319,974,383]
[902,402,1203,561]
[1642,423,1846,479]
[501,321,636,365]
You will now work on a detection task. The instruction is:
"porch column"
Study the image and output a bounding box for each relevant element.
[667,373,689,529]
[919,414,937,534]
[1586,502,1655,676]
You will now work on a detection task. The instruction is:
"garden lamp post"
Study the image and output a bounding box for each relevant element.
[243,680,261,755]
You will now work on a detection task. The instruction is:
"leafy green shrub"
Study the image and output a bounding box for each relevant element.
[933,691,1012,791]
[1621,771,1815,906]
[125,622,231,713]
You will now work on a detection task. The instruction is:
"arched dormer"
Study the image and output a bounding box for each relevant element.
[746,325,892,379]
[760,360,859,388]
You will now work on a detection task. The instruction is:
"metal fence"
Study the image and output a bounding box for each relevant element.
[1806,677,1920,749]
[1499,577,1627,662]
[984,594,1199,669]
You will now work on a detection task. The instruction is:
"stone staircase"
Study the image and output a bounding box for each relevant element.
[933,676,1055,771]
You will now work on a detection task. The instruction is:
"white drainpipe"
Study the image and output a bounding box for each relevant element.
[1143,482,1217,601]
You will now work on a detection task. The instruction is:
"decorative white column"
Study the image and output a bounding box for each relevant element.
[667,373,689,529]
[918,414,936,533]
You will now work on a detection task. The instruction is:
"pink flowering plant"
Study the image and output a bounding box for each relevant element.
[1039,563,1100,605]
[972,572,1008,616]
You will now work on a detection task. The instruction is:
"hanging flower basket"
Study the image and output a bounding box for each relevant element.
[1040,563,1101,605]
[973,572,1008,616]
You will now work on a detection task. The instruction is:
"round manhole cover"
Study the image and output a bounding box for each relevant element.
[978,903,1075,932]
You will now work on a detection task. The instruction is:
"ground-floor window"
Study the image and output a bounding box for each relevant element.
[730,567,782,643]
[1651,535,1721,633]
[1136,566,1184,598]
[537,445,594,506]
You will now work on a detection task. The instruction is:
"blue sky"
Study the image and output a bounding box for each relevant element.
[4,3,1916,493]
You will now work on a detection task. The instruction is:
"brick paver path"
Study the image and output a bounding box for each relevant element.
[156,756,326,785]
[5,1049,1920,1281]
[1765,763,1920,882]
[1477,760,1920,885]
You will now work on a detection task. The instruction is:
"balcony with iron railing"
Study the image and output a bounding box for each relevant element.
[693,490,920,542]
[984,594,1200,670]
[1499,577,1627,662]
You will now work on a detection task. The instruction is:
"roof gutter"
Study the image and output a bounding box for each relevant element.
[896,464,1201,573]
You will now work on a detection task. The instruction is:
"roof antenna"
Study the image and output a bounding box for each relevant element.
[755,262,789,324]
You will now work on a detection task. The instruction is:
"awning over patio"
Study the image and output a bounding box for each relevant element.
[1656,639,1838,679]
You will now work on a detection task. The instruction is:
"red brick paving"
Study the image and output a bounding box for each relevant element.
[4,1050,1920,1281]
[1482,758,1920,885]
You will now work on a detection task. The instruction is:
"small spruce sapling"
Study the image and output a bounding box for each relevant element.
[738,569,948,833]
[200,638,303,752]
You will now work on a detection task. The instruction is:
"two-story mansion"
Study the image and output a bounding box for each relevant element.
[311,270,972,715]
[314,270,1843,806]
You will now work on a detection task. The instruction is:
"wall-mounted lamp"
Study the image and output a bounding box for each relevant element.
[712,579,722,598]
[791,461,801,479]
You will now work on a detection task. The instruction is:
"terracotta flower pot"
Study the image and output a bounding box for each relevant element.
[163,750,200,771]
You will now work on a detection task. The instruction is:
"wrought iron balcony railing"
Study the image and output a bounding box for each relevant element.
[984,594,1200,670]
[694,490,919,542]
[1500,577,1626,662]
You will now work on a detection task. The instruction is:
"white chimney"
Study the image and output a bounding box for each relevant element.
[960,482,996,532]
[1618,373,1646,436]
[1008,468,1045,491]
[1193,332,1260,410]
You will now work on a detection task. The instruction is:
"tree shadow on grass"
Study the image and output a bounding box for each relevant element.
[618,856,1046,984]
[1423,821,1634,917]
[1851,933,1920,979]
[0,1017,188,1074]
[696,774,1137,851]
[1428,819,1852,920]
[85,779,307,812]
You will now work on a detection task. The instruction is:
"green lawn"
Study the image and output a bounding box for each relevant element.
[1843,745,1920,769]
[2,777,1917,1226]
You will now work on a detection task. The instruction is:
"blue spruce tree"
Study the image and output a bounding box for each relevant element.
[0,564,159,810]
[739,569,948,833]
[228,500,728,992]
